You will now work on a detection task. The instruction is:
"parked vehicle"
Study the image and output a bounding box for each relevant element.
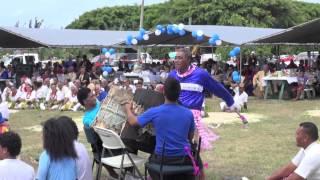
[0,53,40,67]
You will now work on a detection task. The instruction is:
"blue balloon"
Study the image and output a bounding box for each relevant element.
[127,35,133,42]
[212,34,220,41]
[125,40,131,45]
[101,66,108,72]
[234,47,241,54]
[136,34,143,41]
[173,26,179,34]
[229,50,236,57]
[179,29,186,36]
[192,31,197,38]
[102,48,108,54]
[208,38,216,45]
[156,24,163,30]
[167,26,173,35]
[106,67,113,73]
[232,71,241,83]
[139,28,145,35]
[109,48,115,55]
[196,35,203,41]
[161,27,166,33]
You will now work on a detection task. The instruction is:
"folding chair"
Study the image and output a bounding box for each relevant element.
[83,126,102,171]
[94,127,146,180]
[144,138,202,180]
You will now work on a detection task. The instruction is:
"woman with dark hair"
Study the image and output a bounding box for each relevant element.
[36,117,78,180]
[57,116,93,180]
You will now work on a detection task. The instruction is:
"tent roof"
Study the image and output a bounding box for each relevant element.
[119,25,284,46]
[248,18,320,44]
[184,25,284,45]
[0,26,137,48]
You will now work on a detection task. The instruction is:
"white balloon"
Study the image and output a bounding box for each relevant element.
[102,71,108,77]
[105,52,111,58]
[197,30,204,37]
[143,34,149,40]
[155,29,161,36]
[178,23,184,30]
[131,38,138,45]
[215,39,222,46]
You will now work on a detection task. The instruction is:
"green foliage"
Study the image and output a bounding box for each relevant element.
[64,0,320,58]
[67,0,320,30]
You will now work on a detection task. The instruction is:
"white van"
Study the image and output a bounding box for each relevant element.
[200,53,221,64]
[1,53,40,67]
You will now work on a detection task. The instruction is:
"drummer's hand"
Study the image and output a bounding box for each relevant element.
[123,102,133,112]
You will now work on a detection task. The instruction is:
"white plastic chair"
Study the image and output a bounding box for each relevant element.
[94,127,146,180]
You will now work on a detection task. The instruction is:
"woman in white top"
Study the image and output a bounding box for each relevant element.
[17,84,36,109]
[60,85,79,111]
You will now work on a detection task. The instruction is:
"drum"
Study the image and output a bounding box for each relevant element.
[121,89,164,139]
[93,85,133,133]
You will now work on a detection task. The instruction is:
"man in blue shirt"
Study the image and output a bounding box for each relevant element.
[77,87,119,178]
[124,78,196,179]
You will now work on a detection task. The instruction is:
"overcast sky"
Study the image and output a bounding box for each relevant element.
[0,0,318,28]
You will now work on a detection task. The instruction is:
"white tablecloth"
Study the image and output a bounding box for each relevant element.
[263,76,298,84]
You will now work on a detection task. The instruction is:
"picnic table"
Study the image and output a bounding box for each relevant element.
[263,76,297,100]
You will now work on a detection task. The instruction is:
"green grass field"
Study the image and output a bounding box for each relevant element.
[9,98,320,180]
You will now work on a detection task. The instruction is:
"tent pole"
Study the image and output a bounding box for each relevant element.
[240,45,242,81]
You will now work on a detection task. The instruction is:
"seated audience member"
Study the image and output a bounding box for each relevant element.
[0,131,35,179]
[60,85,81,111]
[45,84,58,109]
[36,117,78,180]
[47,82,65,110]
[58,116,93,180]
[6,86,21,109]
[220,83,248,112]
[66,66,77,82]
[34,79,47,109]
[1,80,13,102]
[0,65,9,79]
[17,84,36,109]
[90,66,100,80]
[123,78,196,180]
[294,70,308,101]
[267,122,320,180]
[95,83,107,102]
[77,66,90,87]
[0,97,10,122]
[253,64,270,98]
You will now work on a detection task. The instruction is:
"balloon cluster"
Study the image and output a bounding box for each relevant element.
[155,23,186,36]
[126,28,150,45]
[101,48,116,58]
[101,66,113,79]
[208,34,222,46]
[229,47,241,57]
[191,30,204,41]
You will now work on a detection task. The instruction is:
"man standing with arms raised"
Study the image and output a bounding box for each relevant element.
[169,47,240,150]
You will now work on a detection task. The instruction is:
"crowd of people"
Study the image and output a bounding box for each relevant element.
[0,49,320,180]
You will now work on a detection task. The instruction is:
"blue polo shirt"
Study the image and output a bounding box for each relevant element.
[137,104,195,157]
[97,91,107,102]
[83,100,100,128]
[36,151,77,180]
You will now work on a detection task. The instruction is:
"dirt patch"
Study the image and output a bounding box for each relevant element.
[203,112,266,125]
[304,110,320,117]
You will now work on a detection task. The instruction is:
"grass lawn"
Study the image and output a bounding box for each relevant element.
[9,98,320,179]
